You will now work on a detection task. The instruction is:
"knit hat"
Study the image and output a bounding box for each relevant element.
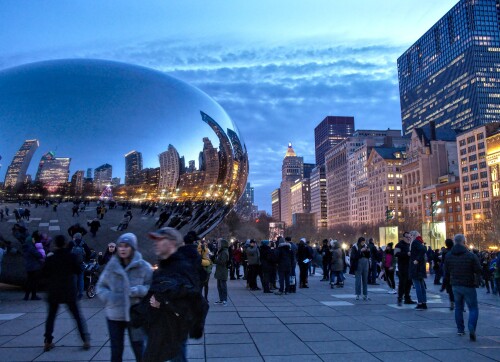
[116,233,138,250]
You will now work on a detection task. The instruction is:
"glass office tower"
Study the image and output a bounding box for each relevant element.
[398,0,500,137]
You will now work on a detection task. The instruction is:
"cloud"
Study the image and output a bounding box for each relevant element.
[0,37,406,212]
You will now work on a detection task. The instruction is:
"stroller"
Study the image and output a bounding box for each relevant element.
[83,257,100,298]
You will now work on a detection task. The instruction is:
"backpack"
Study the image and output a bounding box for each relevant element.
[71,240,86,264]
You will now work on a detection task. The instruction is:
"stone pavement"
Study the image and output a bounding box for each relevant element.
[0,269,499,362]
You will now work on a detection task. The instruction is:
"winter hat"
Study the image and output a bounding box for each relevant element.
[299,238,306,244]
[73,233,82,240]
[261,240,269,246]
[117,233,138,250]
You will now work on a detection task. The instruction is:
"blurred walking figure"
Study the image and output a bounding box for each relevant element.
[97,233,153,361]
[444,234,482,341]
[42,235,90,352]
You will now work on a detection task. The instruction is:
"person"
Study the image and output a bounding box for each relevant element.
[68,233,91,299]
[493,252,500,296]
[275,237,293,295]
[297,238,311,288]
[231,242,243,279]
[87,218,101,238]
[143,227,202,362]
[22,233,45,300]
[440,238,455,309]
[350,237,370,301]
[287,237,298,293]
[444,234,482,341]
[67,223,87,238]
[117,214,131,231]
[42,235,90,352]
[394,232,416,306]
[367,238,379,285]
[214,238,230,304]
[97,233,153,362]
[98,242,116,266]
[383,242,397,294]
[259,240,274,293]
[198,238,212,300]
[409,230,428,310]
[320,239,332,281]
[330,240,345,288]
[246,239,261,290]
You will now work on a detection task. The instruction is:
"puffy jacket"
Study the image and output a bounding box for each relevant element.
[97,251,153,322]
[276,242,293,272]
[330,244,344,272]
[22,240,44,272]
[214,240,229,280]
[246,245,260,265]
[444,244,481,288]
[409,238,427,279]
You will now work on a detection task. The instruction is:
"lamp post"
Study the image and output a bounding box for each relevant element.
[430,197,442,249]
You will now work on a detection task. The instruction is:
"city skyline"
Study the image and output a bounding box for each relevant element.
[0,0,459,211]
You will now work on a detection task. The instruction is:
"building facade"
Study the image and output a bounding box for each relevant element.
[290,178,311,221]
[159,144,180,192]
[93,164,112,191]
[271,188,281,221]
[280,143,304,226]
[398,0,500,137]
[310,166,327,228]
[35,151,71,192]
[125,150,143,186]
[4,139,39,189]
[314,116,354,166]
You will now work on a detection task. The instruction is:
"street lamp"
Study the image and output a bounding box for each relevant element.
[430,197,442,249]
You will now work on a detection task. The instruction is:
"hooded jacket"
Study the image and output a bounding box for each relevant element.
[276,242,293,272]
[444,244,481,288]
[409,237,427,279]
[330,243,344,272]
[214,239,229,280]
[246,244,260,265]
[96,251,153,322]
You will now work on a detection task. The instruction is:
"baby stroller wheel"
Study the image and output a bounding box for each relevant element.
[87,284,96,298]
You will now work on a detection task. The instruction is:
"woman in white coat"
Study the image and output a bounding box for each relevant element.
[97,233,153,362]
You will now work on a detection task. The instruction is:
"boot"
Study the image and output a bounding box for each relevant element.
[44,338,54,352]
[450,301,455,310]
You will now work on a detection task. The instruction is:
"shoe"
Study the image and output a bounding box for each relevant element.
[222,301,227,306]
[470,331,476,342]
[356,295,360,300]
[397,299,402,306]
[415,304,424,310]
[450,302,455,310]
[422,303,428,310]
[214,300,223,305]
[363,296,371,301]
[303,285,309,288]
[31,296,42,301]
[43,340,54,352]
[82,335,91,350]
[263,291,273,293]
[404,300,417,305]
[457,331,465,336]
[274,291,283,295]
[330,284,334,289]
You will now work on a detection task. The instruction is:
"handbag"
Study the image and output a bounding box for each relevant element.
[289,275,296,286]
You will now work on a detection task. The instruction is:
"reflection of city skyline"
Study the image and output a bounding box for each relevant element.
[2,111,248,205]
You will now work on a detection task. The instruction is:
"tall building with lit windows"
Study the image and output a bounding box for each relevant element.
[4,139,39,189]
[398,0,500,137]
[124,150,143,186]
[94,164,112,191]
[314,116,354,166]
[35,151,71,192]
[280,143,304,226]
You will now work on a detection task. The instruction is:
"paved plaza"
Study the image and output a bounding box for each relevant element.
[0,202,499,361]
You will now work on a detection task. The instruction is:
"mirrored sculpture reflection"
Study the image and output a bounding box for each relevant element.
[0,59,248,236]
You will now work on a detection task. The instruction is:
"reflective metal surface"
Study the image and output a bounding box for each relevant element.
[0,59,248,236]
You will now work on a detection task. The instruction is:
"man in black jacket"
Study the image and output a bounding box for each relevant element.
[42,235,90,351]
[320,239,331,281]
[444,234,482,341]
[394,231,416,306]
[144,227,201,362]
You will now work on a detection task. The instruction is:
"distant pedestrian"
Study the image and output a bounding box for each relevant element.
[68,233,91,299]
[275,236,293,295]
[409,231,428,310]
[214,238,230,305]
[351,237,370,301]
[87,218,101,237]
[42,235,90,352]
[22,234,44,301]
[444,234,482,341]
[394,232,416,306]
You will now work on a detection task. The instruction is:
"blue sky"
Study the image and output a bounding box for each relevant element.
[0,0,458,211]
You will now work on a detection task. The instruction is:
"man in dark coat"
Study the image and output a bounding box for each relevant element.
[274,237,293,295]
[444,234,482,341]
[42,235,90,351]
[320,239,332,280]
[394,231,416,306]
[143,227,201,362]
[409,231,428,310]
[259,240,275,293]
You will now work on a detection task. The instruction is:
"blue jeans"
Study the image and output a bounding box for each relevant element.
[107,319,144,362]
[330,271,343,284]
[452,286,479,334]
[77,272,84,298]
[355,258,369,296]
[278,270,290,293]
[412,278,427,303]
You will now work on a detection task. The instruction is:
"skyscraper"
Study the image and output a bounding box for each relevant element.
[94,164,112,191]
[35,151,71,192]
[70,170,85,195]
[4,139,39,189]
[124,150,143,185]
[159,144,180,192]
[280,143,304,226]
[314,116,354,166]
[398,0,500,136]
